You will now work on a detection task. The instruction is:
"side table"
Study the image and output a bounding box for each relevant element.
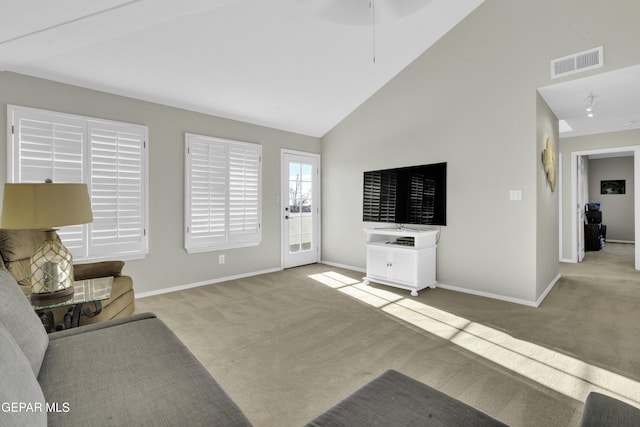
[31,276,114,332]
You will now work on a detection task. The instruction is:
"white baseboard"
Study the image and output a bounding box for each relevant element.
[322,261,564,307]
[536,273,561,307]
[135,267,282,299]
[560,257,575,263]
[435,283,539,307]
[437,273,561,308]
[606,239,635,244]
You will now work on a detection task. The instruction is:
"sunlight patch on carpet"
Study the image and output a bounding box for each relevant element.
[309,271,640,408]
[308,271,360,288]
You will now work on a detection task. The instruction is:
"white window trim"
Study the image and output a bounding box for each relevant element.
[184,133,262,253]
[7,105,149,262]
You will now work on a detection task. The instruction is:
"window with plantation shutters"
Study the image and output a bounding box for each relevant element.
[7,105,148,262]
[185,133,261,253]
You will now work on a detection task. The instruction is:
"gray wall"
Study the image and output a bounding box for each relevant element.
[588,157,635,242]
[560,129,640,259]
[321,1,640,304]
[536,93,560,298]
[3,2,640,304]
[0,72,321,295]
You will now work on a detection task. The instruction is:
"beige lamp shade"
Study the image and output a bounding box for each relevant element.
[1,183,93,229]
[1,183,94,303]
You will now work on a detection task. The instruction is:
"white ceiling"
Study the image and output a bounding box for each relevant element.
[0,0,484,138]
[538,64,640,139]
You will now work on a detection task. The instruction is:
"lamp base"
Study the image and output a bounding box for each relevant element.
[31,286,74,305]
[30,229,74,299]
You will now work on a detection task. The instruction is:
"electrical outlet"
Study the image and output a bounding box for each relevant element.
[219,254,225,264]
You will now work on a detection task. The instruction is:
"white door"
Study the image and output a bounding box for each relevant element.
[577,155,588,262]
[282,151,320,268]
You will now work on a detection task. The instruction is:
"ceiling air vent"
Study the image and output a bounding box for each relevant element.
[551,46,603,79]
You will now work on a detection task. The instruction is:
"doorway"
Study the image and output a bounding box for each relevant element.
[538,63,640,271]
[281,150,320,269]
[570,146,640,270]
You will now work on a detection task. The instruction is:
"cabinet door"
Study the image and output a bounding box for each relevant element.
[367,246,390,279]
[390,250,417,285]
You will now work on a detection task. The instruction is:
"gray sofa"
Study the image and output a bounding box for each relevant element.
[0,269,252,427]
[305,369,640,427]
[2,266,639,426]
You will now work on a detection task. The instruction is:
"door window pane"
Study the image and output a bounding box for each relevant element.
[287,161,313,254]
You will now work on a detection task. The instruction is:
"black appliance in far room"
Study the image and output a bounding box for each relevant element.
[585,203,606,251]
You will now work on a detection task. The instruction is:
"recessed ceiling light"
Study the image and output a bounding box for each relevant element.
[586,92,596,117]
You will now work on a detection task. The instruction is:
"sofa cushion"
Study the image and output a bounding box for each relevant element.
[0,322,47,427]
[306,369,507,427]
[0,269,49,376]
[40,313,253,426]
[581,392,640,426]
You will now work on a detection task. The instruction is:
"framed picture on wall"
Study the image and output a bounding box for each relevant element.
[600,180,625,195]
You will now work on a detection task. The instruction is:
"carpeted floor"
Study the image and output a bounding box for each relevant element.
[135,242,640,427]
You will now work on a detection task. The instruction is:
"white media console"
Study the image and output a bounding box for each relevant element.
[363,228,438,296]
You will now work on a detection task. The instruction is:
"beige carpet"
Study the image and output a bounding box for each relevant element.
[135,243,640,427]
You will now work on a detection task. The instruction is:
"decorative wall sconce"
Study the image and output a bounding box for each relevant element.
[542,137,556,192]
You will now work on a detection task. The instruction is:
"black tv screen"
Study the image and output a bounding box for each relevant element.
[363,162,446,226]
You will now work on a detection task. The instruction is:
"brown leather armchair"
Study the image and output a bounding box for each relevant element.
[0,229,134,328]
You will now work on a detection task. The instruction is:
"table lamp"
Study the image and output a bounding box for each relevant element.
[1,182,93,303]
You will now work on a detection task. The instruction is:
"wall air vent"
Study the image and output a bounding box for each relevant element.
[551,46,603,79]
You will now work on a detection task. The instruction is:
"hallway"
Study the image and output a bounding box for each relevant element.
[560,242,637,281]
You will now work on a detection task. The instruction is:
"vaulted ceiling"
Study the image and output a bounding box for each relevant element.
[4,1,638,140]
[0,0,484,137]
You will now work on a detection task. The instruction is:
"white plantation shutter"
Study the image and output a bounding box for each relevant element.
[8,108,87,256]
[9,110,84,183]
[228,145,260,242]
[185,133,261,252]
[7,105,148,262]
[187,137,227,248]
[88,120,146,258]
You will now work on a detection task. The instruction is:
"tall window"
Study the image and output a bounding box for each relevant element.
[184,133,261,253]
[7,105,148,262]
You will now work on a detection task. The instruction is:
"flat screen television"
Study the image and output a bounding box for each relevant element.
[363,162,446,226]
